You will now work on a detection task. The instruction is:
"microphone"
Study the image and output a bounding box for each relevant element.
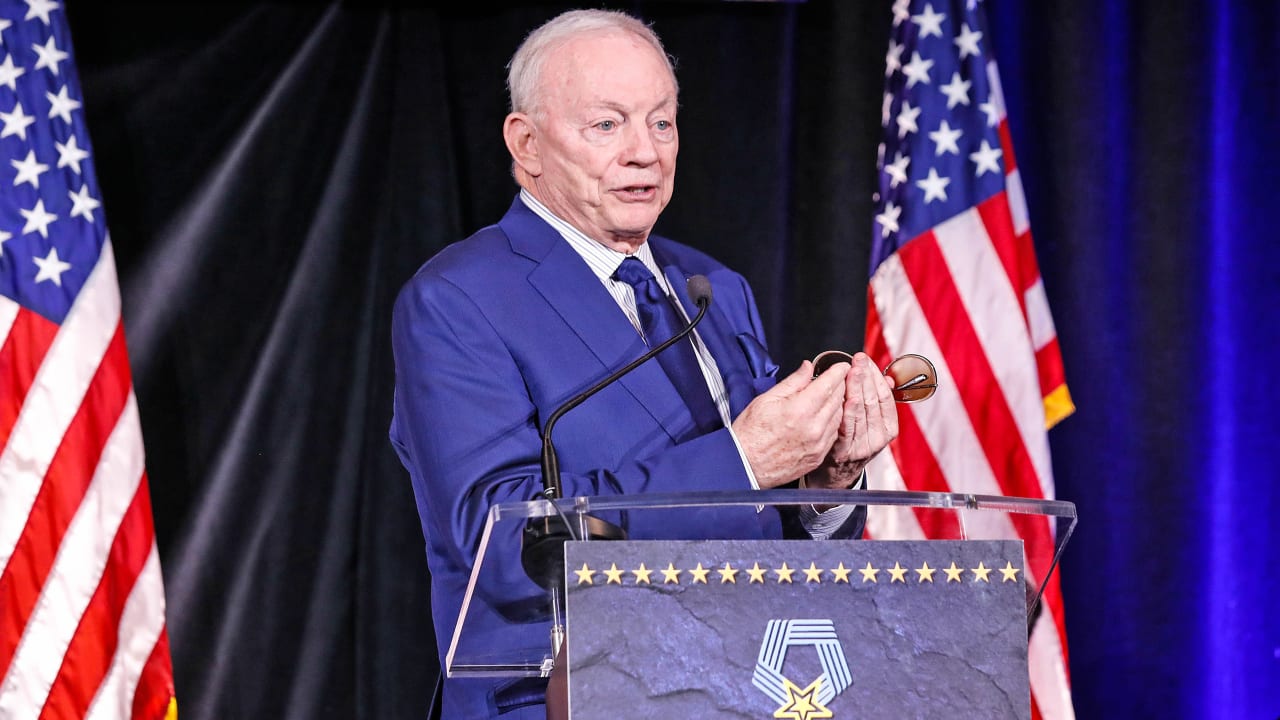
[522,275,715,595]
[537,274,714,500]
[687,274,713,307]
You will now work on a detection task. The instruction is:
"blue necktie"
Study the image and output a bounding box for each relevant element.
[612,257,722,435]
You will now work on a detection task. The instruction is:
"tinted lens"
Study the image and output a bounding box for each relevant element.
[811,350,854,377]
[884,353,938,403]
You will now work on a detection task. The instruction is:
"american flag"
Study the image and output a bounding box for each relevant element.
[0,1,177,718]
[864,1,1075,718]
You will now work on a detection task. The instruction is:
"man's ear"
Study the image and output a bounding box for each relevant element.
[503,113,542,177]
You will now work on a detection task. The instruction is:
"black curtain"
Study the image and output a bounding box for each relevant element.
[67,1,1280,718]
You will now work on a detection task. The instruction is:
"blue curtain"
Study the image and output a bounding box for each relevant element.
[992,1,1280,715]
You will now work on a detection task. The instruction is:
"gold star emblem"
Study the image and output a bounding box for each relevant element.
[774,563,795,583]
[1000,561,1021,582]
[747,562,768,583]
[859,562,879,583]
[574,563,594,585]
[718,562,739,584]
[971,562,992,582]
[632,563,653,584]
[802,562,824,583]
[830,562,852,583]
[943,562,964,582]
[661,563,681,584]
[603,563,624,584]
[915,562,935,583]
[772,677,832,720]
[888,562,908,583]
[689,562,711,584]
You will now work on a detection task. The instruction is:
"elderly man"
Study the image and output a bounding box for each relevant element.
[390,9,897,718]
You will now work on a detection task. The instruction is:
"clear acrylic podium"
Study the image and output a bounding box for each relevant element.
[445,488,1076,680]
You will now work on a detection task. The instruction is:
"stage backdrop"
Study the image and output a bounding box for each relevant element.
[63,1,1279,718]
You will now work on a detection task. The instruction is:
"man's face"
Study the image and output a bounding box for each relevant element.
[525,31,678,251]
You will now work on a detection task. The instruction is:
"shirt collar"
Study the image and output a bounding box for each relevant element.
[519,189,661,283]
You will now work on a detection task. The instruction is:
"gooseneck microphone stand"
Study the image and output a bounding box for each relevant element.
[520,276,714,659]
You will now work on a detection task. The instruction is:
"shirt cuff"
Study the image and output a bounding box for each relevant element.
[725,424,761,491]
[796,470,865,540]
[725,424,767,513]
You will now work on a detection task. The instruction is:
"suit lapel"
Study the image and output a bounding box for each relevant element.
[502,200,695,439]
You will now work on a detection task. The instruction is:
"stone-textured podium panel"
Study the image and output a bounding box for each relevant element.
[565,539,1029,719]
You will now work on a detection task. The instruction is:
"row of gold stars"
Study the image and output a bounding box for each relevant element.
[573,560,1020,586]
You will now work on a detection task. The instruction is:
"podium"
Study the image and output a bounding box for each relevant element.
[447,489,1075,718]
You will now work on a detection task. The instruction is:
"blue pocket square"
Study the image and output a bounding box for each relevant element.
[735,332,779,379]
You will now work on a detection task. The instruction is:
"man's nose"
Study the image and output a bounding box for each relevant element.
[622,123,659,165]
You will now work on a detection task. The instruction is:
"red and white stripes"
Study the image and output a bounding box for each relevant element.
[1,241,177,719]
[865,88,1075,718]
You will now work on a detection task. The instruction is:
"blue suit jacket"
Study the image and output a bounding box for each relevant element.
[390,197,856,718]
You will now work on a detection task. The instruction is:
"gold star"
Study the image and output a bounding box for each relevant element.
[747,562,768,583]
[943,562,964,582]
[802,562,824,583]
[718,562,739,584]
[972,562,992,582]
[774,563,795,583]
[632,563,653,584]
[888,562,908,583]
[1000,561,1021,582]
[603,563,624,584]
[689,562,711,584]
[859,562,879,583]
[661,563,681,584]
[830,562,852,583]
[772,677,832,720]
[574,563,594,585]
[915,562,936,583]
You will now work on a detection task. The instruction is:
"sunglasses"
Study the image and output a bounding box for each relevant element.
[810,351,938,403]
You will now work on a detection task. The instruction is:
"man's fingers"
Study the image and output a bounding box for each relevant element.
[854,352,897,439]
[858,353,881,411]
[789,362,846,457]
[827,353,900,463]
[769,360,816,397]
[856,354,881,457]
[733,360,852,487]
[873,359,898,438]
[801,361,850,403]
[819,393,845,448]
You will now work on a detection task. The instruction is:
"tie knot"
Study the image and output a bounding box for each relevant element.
[613,257,665,304]
[612,256,657,289]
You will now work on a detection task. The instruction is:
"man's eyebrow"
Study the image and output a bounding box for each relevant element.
[583,97,677,114]
[585,101,627,113]
[648,98,677,114]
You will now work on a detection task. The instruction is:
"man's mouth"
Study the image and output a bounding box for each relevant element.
[617,185,656,197]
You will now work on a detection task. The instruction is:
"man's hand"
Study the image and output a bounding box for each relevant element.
[732,361,849,488]
[806,352,899,490]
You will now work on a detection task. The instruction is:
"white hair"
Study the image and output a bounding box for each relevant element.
[506,9,678,115]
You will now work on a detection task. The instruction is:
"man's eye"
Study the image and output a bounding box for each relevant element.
[597,120,616,131]
[655,120,672,131]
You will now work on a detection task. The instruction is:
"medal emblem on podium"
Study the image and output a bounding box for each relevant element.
[752,619,852,719]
